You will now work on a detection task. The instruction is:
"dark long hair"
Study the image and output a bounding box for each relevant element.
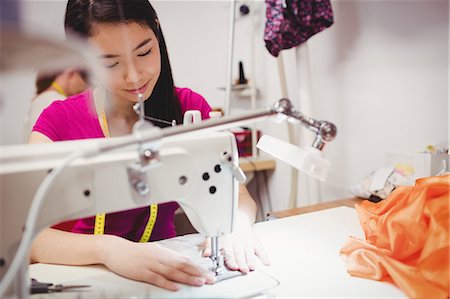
[35,71,61,95]
[64,0,182,127]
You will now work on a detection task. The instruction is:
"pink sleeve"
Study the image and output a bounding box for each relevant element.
[176,87,212,120]
[32,101,66,141]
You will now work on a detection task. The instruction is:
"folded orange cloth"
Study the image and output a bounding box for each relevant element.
[340,175,449,299]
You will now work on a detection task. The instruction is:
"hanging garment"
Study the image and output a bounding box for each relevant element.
[264,0,334,57]
[340,175,449,299]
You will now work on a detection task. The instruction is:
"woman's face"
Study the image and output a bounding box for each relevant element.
[88,22,161,103]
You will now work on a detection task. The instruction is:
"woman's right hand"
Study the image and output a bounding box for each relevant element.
[100,235,216,291]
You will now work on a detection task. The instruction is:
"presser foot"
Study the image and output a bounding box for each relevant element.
[209,237,243,282]
[209,253,224,276]
[214,269,244,283]
[209,254,245,283]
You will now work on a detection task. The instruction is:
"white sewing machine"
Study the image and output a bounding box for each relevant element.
[0,96,338,298]
[0,126,248,296]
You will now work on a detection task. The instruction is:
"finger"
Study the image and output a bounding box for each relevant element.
[222,241,239,271]
[162,256,216,284]
[156,263,209,287]
[254,238,271,266]
[177,262,216,285]
[245,243,256,271]
[232,243,249,273]
[202,237,211,257]
[143,271,179,291]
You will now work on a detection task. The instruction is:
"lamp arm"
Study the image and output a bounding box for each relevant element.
[98,98,336,154]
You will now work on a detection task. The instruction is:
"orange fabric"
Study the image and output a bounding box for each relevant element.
[340,175,449,299]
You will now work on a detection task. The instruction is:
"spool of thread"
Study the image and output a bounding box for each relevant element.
[209,111,222,118]
[238,61,248,85]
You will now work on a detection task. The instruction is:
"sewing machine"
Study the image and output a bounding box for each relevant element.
[0,126,245,295]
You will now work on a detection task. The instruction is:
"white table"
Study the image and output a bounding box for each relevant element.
[30,207,406,298]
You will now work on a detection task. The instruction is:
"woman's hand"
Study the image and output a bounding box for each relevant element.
[202,229,271,273]
[100,235,216,291]
[202,184,271,273]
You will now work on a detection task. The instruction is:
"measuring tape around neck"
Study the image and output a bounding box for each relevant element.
[51,82,66,97]
[93,88,158,242]
[93,205,158,242]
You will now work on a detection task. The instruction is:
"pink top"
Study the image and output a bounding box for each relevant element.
[33,87,212,241]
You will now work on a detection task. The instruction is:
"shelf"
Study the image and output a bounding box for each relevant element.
[218,84,259,98]
[217,84,252,91]
[239,156,276,173]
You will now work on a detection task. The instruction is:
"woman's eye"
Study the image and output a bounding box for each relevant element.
[138,49,152,57]
[104,62,119,69]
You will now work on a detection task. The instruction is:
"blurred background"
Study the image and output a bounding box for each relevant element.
[1,0,448,213]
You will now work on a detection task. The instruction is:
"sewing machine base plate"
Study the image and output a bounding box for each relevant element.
[214,268,244,283]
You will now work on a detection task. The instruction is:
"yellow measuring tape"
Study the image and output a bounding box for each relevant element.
[94,213,106,235]
[51,82,66,97]
[139,204,158,243]
[94,205,158,242]
[93,89,158,242]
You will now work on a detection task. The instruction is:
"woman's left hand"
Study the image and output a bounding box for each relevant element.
[202,229,271,273]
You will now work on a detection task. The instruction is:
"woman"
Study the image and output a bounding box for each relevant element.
[30,0,269,291]
[24,69,88,140]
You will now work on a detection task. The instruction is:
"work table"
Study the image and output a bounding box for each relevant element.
[29,198,405,298]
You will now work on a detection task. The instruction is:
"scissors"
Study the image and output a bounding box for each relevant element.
[30,278,91,294]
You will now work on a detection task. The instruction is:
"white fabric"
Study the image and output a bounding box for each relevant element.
[30,234,279,298]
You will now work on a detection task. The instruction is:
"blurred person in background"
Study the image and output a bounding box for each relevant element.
[24,68,88,140]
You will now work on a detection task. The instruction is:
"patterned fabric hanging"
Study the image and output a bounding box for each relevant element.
[264,0,334,57]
